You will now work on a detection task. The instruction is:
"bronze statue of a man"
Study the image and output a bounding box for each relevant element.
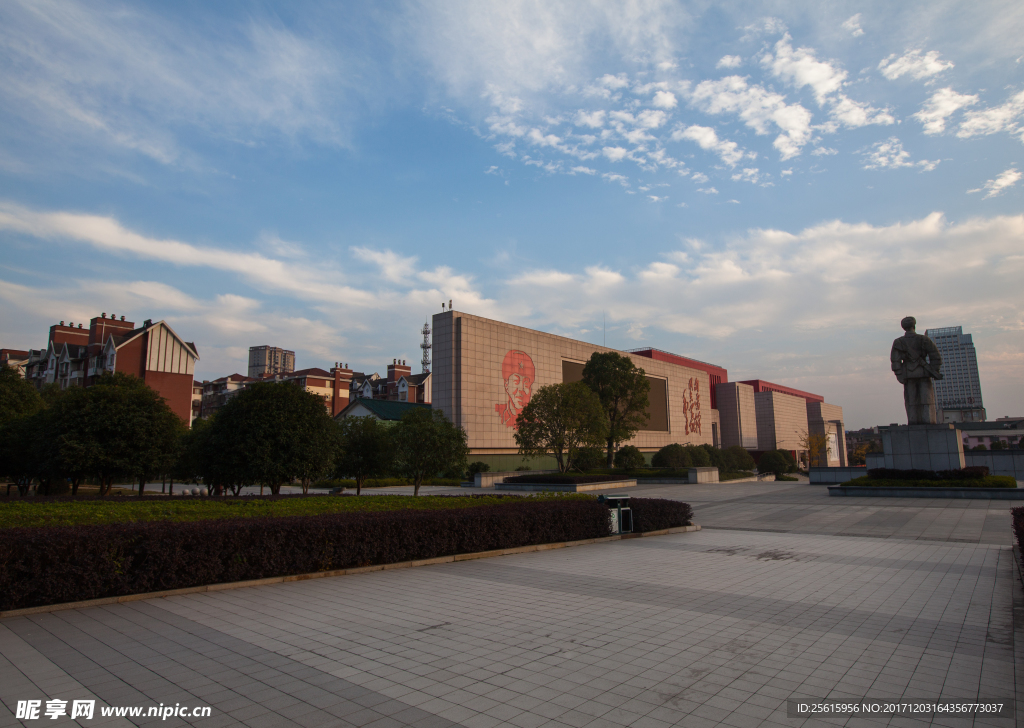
[890,316,943,425]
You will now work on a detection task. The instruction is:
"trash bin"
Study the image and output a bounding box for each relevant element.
[599,495,632,534]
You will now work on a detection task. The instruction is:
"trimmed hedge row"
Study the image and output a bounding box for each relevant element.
[0,497,691,611]
[630,499,693,533]
[504,474,630,484]
[867,466,989,480]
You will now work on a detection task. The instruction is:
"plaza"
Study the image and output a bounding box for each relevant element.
[1,480,1020,727]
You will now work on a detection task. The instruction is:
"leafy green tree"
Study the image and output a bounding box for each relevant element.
[393,408,469,495]
[79,373,184,496]
[514,382,608,473]
[723,445,756,472]
[467,461,491,478]
[335,415,396,495]
[683,443,711,467]
[0,412,45,495]
[35,386,93,496]
[210,382,337,495]
[582,352,651,467]
[758,450,790,477]
[0,363,42,426]
[614,445,646,470]
[652,443,692,469]
[573,446,605,472]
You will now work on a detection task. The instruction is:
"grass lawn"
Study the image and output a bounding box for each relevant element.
[0,493,591,529]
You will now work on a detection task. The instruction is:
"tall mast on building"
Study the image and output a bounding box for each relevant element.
[420,319,431,373]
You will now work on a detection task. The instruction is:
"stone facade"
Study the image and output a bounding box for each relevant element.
[882,424,966,471]
[431,310,716,455]
[716,382,758,449]
[807,401,847,466]
[754,391,809,452]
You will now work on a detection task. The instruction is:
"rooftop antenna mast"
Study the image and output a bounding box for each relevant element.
[420,318,432,373]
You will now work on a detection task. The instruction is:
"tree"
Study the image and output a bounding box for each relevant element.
[799,431,832,468]
[573,446,605,472]
[758,450,790,477]
[684,443,711,467]
[335,416,396,495]
[582,352,651,467]
[0,363,42,426]
[652,443,692,469]
[209,382,337,495]
[393,408,469,496]
[514,382,608,473]
[79,373,184,496]
[614,445,646,470]
[35,385,93,496]
[722,445,756,472]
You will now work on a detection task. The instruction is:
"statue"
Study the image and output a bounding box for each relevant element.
[890,316,943,425]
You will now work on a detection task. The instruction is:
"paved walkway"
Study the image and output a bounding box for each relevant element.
[1,481,1020,727]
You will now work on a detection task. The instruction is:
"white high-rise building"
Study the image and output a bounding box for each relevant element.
[925,325,986,423]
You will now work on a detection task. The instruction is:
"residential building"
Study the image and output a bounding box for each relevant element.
[192,380,204,422]
[248,345,295,379]
[958,418,1024,450]
[200,374,256,418]
[0,349,29,376]
[335,398,431,422]
[924,325,986,422]
[22,313,198,423]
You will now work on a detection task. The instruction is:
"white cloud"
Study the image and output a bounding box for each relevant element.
[647,195,667,202]
[762,35,892,129]
[842,14,864,37]
[602,146,629,162]
[780,168,793,176]
[957,90,1024,140]
[697,187,719,194]
[691,172,709,183]
[763,34,846,104]
[968,168,1021,198]
[672,125,745,167]
[860,137,939,171]
[811,147,837,156]
[913,88,979,134]
[651,90,677,109]
[570,165,597,175]
[731,168,762,184]
[716,55,742,69]
[687,76,812,159]
[351,247,418,282]
[574,110,606,128]
[599,73,630,90]
[601,172,629,186]
[878,50,954,81]
[0,0,364,168]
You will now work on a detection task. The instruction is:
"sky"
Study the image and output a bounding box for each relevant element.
[0,0,1022,429]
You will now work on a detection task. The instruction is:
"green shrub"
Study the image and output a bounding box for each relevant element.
[614,446,646,470]
[758,451,790,476]
[573,446,605,471]
[723,446,756,471]
[467,462,491,477]
[684,444,711,467]
[652,444,691,469]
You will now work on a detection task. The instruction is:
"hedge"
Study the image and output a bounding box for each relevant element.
[842,475,1016,488]
[867,466,989,480]
[0,497,691,610]
[630,499,693,533]
[504,474,632,485]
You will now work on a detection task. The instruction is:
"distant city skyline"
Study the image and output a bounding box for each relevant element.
[0,1,1021,429]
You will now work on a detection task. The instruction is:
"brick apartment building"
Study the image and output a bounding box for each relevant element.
[22,313,199,423]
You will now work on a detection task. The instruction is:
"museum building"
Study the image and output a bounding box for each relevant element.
[431,310,847,469]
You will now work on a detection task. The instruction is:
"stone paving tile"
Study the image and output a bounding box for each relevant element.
[1,482,1020,727]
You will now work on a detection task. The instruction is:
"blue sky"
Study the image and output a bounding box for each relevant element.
[0,0,1022,428]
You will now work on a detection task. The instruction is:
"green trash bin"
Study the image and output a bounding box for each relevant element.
[599,495,632,534]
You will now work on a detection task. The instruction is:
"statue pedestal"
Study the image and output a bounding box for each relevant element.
[881,424,965,471]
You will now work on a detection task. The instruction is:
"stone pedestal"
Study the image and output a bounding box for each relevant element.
[882,424,965,471]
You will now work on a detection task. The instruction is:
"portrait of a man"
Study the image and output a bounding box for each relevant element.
[495,350,535,428]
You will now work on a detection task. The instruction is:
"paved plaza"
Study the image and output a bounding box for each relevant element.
[1,480,1022,727]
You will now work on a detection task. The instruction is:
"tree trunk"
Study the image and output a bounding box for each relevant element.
[71,478,80,497]
[138,476,146,497]
[606,439,615,467]
[356,477,362,496]
[414,478,421,497]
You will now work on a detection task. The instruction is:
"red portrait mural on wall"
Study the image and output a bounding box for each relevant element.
[495,350,535,428]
